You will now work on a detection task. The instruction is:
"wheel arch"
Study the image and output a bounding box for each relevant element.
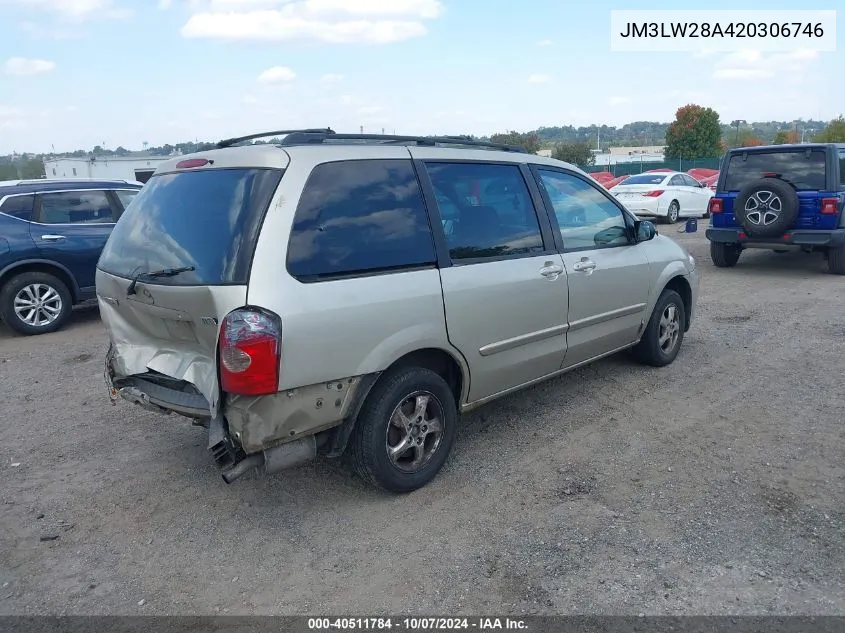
[0,259,80,303]
[323,346,469,458]
[661,274,692,332]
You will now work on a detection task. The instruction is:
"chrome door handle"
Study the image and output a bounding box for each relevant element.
[572,259,596,273]
[539,263,564,280]
[41,234,66,242]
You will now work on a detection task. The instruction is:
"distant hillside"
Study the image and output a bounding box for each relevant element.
[0,119,835,173]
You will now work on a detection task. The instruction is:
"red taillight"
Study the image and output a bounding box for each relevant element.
[709,198,724,214]
[738,231,747,239]
[821,198,838,215]
[642,190,664,197]
[176,158,211,169]
[219,308,281,396]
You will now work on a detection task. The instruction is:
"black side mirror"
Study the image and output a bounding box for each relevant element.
[635,220,657,242]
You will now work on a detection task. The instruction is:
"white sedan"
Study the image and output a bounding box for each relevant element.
[609,171,715,223]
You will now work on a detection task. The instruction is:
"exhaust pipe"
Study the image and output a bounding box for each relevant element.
[221,454,263,484]
[221,435,317,484]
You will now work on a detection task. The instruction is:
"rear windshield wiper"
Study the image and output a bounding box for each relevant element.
[127,266,196,295]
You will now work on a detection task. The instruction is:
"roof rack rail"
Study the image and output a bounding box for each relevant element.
[277,132,528,153]
[216,128,336,149]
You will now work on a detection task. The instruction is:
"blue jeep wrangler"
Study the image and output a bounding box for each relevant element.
[0,178,142,335]
[705,143,845,275]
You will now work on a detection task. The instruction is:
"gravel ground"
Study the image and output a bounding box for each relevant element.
[1,230,843,616]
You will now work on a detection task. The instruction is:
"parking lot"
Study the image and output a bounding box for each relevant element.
[1,229,843,616]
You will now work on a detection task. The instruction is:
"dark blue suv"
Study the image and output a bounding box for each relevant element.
[0,178,143,335]
[705,143,845,274]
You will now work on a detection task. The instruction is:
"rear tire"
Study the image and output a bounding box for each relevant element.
[828,245,845,275]
[666,201,680,224]
[350,367,457,493]
[710,242,742,268]
[632,289,686,367]
[0,272,72,335]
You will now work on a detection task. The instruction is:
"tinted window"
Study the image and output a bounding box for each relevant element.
[38,191,115,224]
[426,162,544,261]
[621,174,667,185]
[682,175,701,187]
[725,150,826,191]
[98,168,282,285]
[839,150,845,185]
[116,189,139,210]
[669,175,685,186]
[537,170,630,251]
[0,194,34,220]
[287,160,435,279]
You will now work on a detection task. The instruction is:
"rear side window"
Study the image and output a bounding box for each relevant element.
[425,162,544,261]
[115,189,139,210]
[287,159,435,280]
[622,174,666,185]
[725,150,826,191]
[0,194,34,220]
[839,149,845,185]
[98,168,282,285]
[38,191,116,224]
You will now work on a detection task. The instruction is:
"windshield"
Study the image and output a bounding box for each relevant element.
[98,168,283,285]
[724,150,826,191]
[618,174,667,185]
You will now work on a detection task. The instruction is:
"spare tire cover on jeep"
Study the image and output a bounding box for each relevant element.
[733,177,800,238]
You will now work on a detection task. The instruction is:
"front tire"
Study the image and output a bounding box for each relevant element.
[632,289,686,367]
[0,272,72,335]
[710,242,742,268]
[350,367,458,493]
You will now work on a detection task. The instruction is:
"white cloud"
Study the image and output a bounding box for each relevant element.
[6,0,133,22]
[183,11,427,42]
[180,0,440,43]
[358,104,385,116]
[257,65,297,83]
[691,49,717,59]
[712,49,820,81]
[527,73,552,84]
[158,0,172,8]
[320,73,343,84]
[536,39,554,47]
[304,0,442,18]
[608,96,631,106]
[3,57,56,76]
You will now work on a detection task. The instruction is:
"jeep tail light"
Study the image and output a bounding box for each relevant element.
[709,198,724,214]
[642,190,664,197]
[219,308,281,396]
[821,198,838,215]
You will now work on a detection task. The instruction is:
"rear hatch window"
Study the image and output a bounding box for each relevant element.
[724,150,826,191]
[98,168,282,285]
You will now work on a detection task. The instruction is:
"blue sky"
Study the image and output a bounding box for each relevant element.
[0,0,842,153]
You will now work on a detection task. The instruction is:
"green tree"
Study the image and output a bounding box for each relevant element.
[0,163,18,180]
[814,116,845,142]
[489,130,541,153]
[551,142,595,167]
[664,104,722,159]
[773,130,799,144]
[19,157,45,179]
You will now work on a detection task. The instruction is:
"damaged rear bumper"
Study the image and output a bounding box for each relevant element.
[104,344,377,481]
